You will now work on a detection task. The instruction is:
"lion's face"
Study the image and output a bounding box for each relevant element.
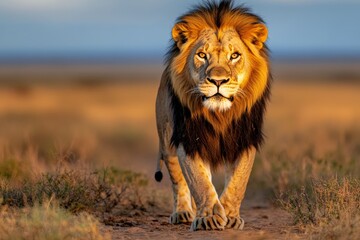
[170,12,268,115]
[189,28,250,112]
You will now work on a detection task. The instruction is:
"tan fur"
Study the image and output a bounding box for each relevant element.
[220,147,256,229]
[156,2,269,231]
[177,145,227,230]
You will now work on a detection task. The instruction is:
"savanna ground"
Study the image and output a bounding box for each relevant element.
[0,61,359,239]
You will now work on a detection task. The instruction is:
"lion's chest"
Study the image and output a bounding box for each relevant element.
[171,112,261,167]
[169,80,266,167]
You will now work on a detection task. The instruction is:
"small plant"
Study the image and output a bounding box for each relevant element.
[0,201,110,240]
[280,177,360,238]
[281,177,360,225]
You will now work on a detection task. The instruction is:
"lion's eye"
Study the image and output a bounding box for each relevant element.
[197,52,207,59]
[230,52,241,60]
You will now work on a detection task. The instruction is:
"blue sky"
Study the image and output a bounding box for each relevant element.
[0,0,359,59]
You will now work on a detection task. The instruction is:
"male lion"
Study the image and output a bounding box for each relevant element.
[155,0,271,231]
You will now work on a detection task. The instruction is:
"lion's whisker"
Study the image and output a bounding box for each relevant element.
[186,88,199,95]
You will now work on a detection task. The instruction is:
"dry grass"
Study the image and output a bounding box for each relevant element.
[309,214,360,240]
[0,167,156,214]
[0,63,359,238]
[0,202,110,240]
[251,126,360,198]
[0,167,167,239]
[281,178,360,225]
[280,177,360,239]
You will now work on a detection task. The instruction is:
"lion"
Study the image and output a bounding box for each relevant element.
[154,0,271,231]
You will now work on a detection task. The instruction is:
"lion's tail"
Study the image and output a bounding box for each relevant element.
[154,155,164,182]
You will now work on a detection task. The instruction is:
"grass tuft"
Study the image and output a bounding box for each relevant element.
[0,167,151,214]
[280,177,360,238]
[0,202,110,240]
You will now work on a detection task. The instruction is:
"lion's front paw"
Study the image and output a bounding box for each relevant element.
[170,211,194,224]
[190,202,227,231]
[190,215,227,230]
[225,216,244,230]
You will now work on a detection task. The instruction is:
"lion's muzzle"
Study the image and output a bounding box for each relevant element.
[206,77,230,87]
[206,66,231,83]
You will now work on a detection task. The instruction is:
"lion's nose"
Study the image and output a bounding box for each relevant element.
[206,78,230,87]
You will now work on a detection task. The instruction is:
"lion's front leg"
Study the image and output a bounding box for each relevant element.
[220,146,256,230]
[177,145,227,231]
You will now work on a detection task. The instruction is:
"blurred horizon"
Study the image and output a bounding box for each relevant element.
[1,0,360,64]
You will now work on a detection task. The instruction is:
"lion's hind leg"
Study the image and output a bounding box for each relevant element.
[165,154,194,224]
[220,146,256,230]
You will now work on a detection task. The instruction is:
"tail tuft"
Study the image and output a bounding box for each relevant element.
[154,171,163,182]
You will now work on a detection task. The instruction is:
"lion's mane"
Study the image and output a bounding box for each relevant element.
[164,0,271,168]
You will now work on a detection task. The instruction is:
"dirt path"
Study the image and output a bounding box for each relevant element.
[103,206,303,240]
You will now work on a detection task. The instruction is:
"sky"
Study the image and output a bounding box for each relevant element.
[0,0,360,60]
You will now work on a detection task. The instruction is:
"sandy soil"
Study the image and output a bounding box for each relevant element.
[102,206,301,240]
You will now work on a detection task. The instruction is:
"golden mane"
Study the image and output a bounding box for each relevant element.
[165,0,270,131]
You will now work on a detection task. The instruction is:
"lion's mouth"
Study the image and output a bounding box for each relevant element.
[202,93,234,102]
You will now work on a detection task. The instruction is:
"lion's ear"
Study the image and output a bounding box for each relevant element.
[240,23,268,50]
[172,22,190,49]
